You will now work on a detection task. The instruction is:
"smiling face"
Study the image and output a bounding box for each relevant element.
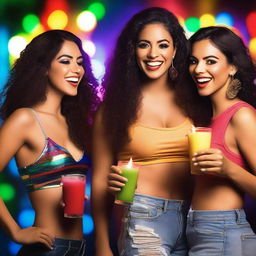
[47,40,85,96]
[136,23,176,80]
[189,39,236,97]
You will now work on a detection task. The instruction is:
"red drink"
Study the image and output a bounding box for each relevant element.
[61,174,86,218]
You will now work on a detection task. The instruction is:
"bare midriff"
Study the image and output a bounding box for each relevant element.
[191,175,243,210]
[29,187,83,239]
[135,161,192,200]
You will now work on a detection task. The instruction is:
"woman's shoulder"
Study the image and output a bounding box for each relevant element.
[231,102,256,128]
[4,108,36,128]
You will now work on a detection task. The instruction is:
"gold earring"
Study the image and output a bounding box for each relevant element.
[226,75,242,99]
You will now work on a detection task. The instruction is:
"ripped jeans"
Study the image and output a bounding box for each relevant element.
[186,209,256,256]
[118,193,190,256]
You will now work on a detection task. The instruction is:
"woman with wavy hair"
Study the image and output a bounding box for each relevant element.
[0,29,98,255]
[91,7,221,256]
[187,26,256,256]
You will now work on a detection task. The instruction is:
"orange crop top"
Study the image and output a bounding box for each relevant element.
[118,118,193,165]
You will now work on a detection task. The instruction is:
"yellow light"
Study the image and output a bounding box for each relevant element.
[249,38,256,60]
[200,14,216,27]
[47,10,68,29]
[77,11,97,32]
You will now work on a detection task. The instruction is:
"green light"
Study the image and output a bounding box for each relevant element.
[22,14,40,33]
[185,17,201,32]
[0,183,15,201]
[88,2,105,20]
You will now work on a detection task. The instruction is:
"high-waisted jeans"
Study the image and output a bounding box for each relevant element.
[118,193,190,256]
[16,237,86,256]
[186,209,256,256]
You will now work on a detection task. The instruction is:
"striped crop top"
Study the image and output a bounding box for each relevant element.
[18,110,90,192]
[118,118,193,165]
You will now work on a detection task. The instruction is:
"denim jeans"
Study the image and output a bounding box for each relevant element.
[118,193,190,256]
[17,237,86,256]
[186,209,256,256]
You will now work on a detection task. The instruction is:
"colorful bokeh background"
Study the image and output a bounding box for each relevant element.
[0,0,256,255]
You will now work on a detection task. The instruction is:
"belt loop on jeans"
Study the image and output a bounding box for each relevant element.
[163,200,168,212]
[235,209,242,224]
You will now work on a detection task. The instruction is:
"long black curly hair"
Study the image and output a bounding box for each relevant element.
[0,29,99,151]
[101,7,208,155]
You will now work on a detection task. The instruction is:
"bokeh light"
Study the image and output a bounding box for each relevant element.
[185,17,201,32]
[246,11,256,38]
[8,35,28,58]
[200,14,215,27]
[249,37,256,59]
[18,209,35,228]
[47,10,68,29]
[77,11,97,32]
[22,14,40,33]
[83,214,94,235]
[88,2,106,20]
[82,40,96,57]
[216,12,234,27]
[0,183,15,201]
[91,59,105,80]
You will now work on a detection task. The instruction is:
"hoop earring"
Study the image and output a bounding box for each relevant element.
[226,75,242,99]
[168,59,178,80]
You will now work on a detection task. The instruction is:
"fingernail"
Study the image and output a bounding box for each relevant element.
[192,157,196,161]
[200,168,206,172]
[193,153,198,156]
[193,162,198,166]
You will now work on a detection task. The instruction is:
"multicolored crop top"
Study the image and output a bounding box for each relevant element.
[18,109,90,192]
[118,118,193,165]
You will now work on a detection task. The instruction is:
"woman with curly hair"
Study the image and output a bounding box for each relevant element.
[91,7,221,256]
[0,29,99,255]
[187,26,256,256]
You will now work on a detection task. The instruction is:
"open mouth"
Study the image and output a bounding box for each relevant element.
[195,77,212,88]
[144,61,163,70]
[65,77,79,87]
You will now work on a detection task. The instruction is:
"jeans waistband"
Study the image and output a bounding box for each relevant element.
[188,209,247,222]
[54,238,85,248]
[133,193,190,212]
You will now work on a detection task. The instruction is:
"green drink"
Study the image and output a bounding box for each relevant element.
[115,159,139,205]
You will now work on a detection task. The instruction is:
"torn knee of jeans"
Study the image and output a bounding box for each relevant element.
[128,225,168,256]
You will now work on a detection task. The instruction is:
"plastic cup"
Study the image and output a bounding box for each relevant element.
[61,174,86,218]
[115,159,139,205]
[188,127,212,175]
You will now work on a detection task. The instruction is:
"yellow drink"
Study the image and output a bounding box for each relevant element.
[188,127,212,174]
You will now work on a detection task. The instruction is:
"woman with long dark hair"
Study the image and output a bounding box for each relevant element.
[91,8,221,256]
[0,29,99,255]
[187,26,256,256]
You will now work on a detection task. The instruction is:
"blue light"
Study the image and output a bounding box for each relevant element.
[18,209,35,228]
[8,241,21,255]
[216,12,234,27]
[7,158,19,177]
[83,214,94,235]
[0,27,9,92]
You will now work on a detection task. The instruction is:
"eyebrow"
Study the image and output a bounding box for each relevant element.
[138,39,170,43]
[203,55,219,60]
[57,54,83,60]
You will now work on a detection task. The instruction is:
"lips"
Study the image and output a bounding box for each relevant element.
[144,61,163,70]
[195,77,212,88]
[65,77,79,87]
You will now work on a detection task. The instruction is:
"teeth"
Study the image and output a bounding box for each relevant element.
[66,77,79,83]
[146,61,162,67]
[197,78,211,83]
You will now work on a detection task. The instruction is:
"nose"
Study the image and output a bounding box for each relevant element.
[71,62,82,73]
[194,61,205,74]
[147,46,158,59]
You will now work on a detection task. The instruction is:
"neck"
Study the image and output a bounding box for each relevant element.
[142,76,173,93]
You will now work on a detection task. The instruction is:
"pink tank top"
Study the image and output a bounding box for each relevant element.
[210,101,255,168]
